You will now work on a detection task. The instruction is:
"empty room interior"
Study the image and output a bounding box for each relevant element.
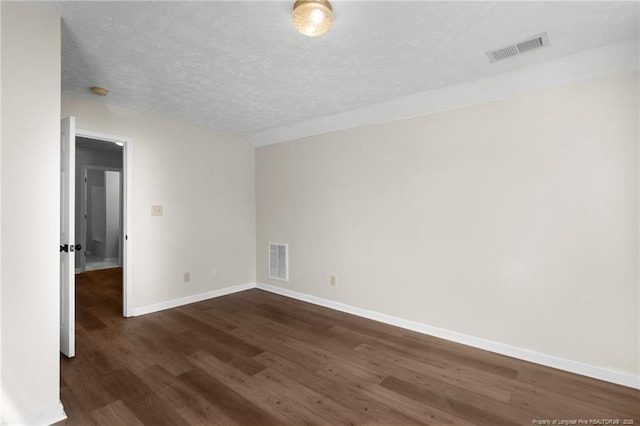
[1,1,639,425]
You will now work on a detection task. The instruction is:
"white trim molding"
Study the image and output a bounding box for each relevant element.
[256,282,640,390]
[2,401,66,426]
[131,282,255,317]
[248,39,640,147]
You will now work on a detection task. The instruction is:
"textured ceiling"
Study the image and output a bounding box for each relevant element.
[38,1,639,137]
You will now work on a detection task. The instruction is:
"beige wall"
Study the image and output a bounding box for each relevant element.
[62,96,256,309]
[1,3,61,422]
[256,72,640,376]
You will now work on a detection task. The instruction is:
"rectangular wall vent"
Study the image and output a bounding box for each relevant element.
[486,32,549,63]
[269,242,288,281]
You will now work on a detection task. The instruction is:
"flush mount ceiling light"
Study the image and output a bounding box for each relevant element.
[90,86,108,96]
[292,0,334,37]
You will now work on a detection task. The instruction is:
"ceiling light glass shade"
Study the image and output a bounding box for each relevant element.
[292,0,333,37]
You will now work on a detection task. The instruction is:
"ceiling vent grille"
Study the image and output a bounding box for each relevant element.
[269,242,288,281]
[486,33,549,63]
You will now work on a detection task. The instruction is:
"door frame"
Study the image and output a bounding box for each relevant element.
[79,165,123,274]
[76,128,134,317]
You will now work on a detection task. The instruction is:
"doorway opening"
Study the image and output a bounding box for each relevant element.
[75,128,133,319]
[76,138,124,274]
[61,118,133,360]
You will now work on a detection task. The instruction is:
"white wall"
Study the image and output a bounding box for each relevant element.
[104,171,120,259]
[61,96,256,310]
[1,3,62,424]
[256,72,640,378]
[89,174,106,253]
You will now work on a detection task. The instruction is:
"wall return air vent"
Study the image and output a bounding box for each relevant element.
[269,242,289,281]
[486,32,549,63]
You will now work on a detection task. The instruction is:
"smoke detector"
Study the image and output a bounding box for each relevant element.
[486,33,549,63]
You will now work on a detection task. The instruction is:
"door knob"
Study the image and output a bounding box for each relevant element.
[75,244,82,251]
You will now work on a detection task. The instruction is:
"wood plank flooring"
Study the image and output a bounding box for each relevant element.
[57,269,639,425]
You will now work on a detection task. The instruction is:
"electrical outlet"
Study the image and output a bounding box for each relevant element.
[330,275,336,286]
[151,205,163,216]
[183,272,190,282]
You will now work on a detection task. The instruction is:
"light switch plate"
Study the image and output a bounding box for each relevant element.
[151,205,163,216]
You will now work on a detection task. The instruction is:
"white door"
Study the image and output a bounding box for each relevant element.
[60,116,76,358]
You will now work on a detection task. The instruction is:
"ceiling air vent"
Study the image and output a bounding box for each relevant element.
[269,242,288,281]
[486,33,549,63]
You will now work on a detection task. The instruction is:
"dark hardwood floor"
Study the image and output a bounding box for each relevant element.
[57,269,639,425]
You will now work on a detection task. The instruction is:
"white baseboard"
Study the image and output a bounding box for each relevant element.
[256,282,640,390]
[131,282,256,316]
[2,401,66,426]
[127,281,639,389]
